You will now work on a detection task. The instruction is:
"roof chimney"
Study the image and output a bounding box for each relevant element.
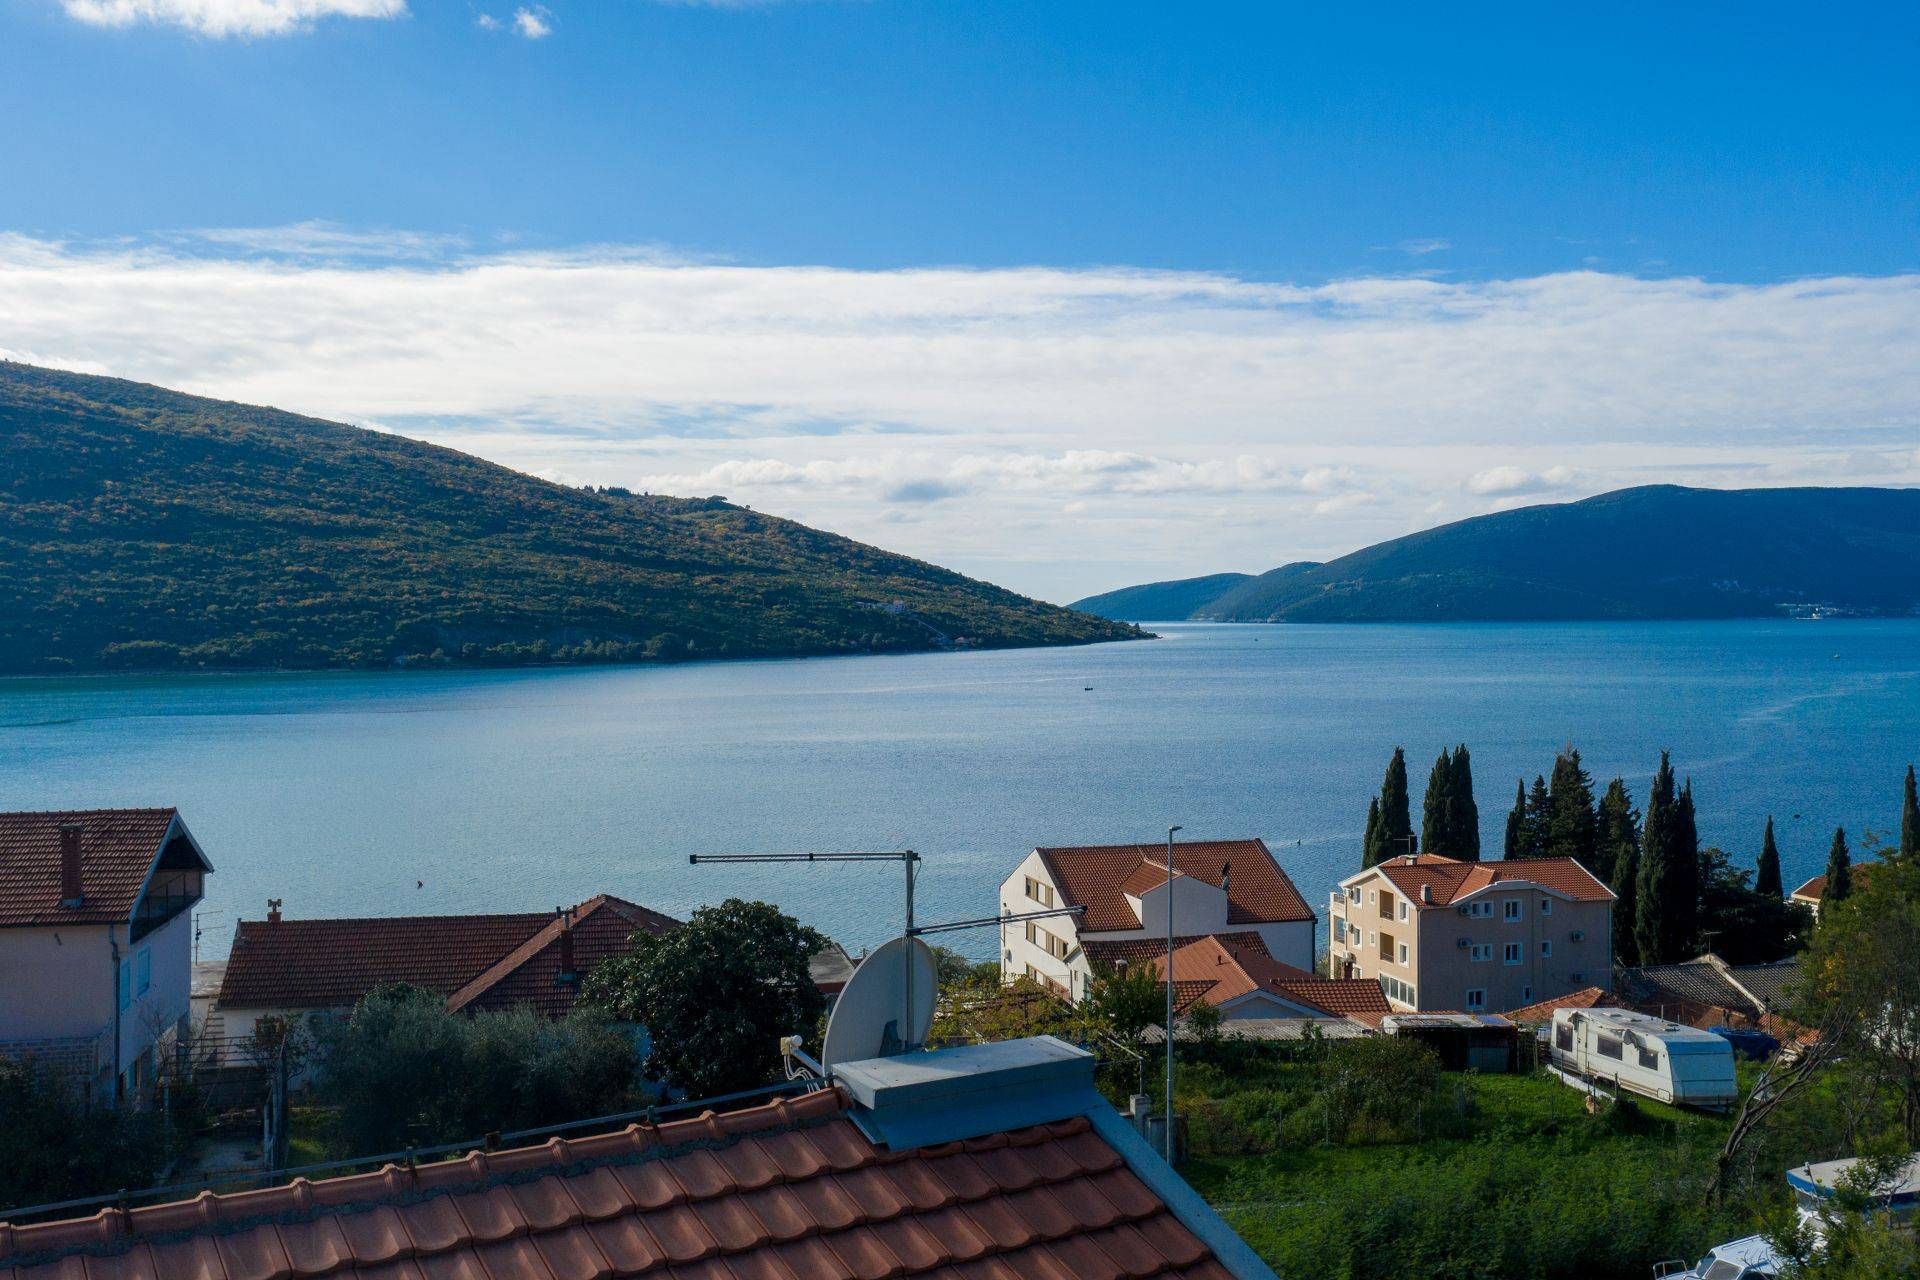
[267,898,282,924]
[556,907,578,984]
[1421,885,1432,904]
[58,823,84,908]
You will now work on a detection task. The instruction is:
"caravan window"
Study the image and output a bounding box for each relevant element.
[1596,1033,1624,1060]
[1555,1023,1574,1052]
[1637,1045,1659,1070]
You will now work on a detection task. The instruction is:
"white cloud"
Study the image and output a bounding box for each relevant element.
[61,0,406,37]
[511,5,549,37]
[2,229,1918,599]
[1396,238,1452,256]
[476,12,499,28]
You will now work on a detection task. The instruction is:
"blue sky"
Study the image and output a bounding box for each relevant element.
[2,1,1918,599]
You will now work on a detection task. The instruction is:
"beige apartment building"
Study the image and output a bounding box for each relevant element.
[1328,853,1614,1014]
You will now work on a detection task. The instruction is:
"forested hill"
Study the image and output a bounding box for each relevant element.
[1073,485,1920,623]
[0,362,1137,673]
[1069,572,1255,623]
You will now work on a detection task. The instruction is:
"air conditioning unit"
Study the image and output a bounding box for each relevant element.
[1456,937,1471,949]
[1456,905,1470,916]
[1571,930,1585,941]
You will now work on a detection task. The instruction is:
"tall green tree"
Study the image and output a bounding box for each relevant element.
[1518,774,1551,859]
[1544,747,1597,866]
[584,898,826,1097]
[1635,752,1694,964]
[1448,744,1481,860]
[1362,796,1388,869]
[1593,778,1638,886]
[1674,781,1701,946]
[1801,857,1920,1142]
[1421,747,1455,858]
[1503,779,1527,859]
[1380,747,1413,857]
[1756,817,1784,899]
[1824,827,1854,906]
[1902,764,1919,862]
[1611,834,1641,968]
[1695,846,1809,964]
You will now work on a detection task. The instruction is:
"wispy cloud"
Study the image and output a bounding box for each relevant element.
[510,5,549,38]
[1395,237,1453,256]
[61,0,407,37]
[2,229,1917,598]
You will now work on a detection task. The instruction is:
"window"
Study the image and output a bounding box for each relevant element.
[1333,918,1347,942]
[1024,877,1054,908]
[1521,985,1533,1002]
[1381,975,1416,1005]
[1367,931,1375,948]
[1555,1023,1574,1052]
[1397,942,1409,964]
[1379,930,1395,961]
[1465,988,1486,1011]
[1540,898,1553,916]
[1368,890,1377,907]
[1470,944,1492,962]
[1347,886,1362,904]
[134,949,151,997]
[1378,891,1394,919]
[1503,900,1523,922]
[1540,940,1553,958]
[1637,1045,1659,1070]
[1504,942,1522,965]
[1026,921,1038,945]
[1466,901,1493,919]
[1596,1033,1624,1061]
[1398,900,1410,921]
[118,963,131,1012]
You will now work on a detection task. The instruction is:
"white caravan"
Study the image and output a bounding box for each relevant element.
[1547,1007,1738,1109]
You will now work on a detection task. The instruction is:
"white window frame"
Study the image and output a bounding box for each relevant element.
[1504,899,1523,922]
[1522,985,1534,1002]
[1540,897,1553,916]
[1347,886,1362,904]
[1540,940,1553,958]
[135,948,151,997]
[1398,901,1409,921]
[1504,942,1522,965]
[1470,944,1492,962]
[1467,901,1493,919]
[1397,942,1409,964]
[1465,988,1486,1011]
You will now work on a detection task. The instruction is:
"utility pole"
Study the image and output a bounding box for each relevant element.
[1164,824,1182,1163]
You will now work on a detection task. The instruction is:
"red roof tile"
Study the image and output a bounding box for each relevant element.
[1151,936,1391,1025]
[444,896,679,1017]
[0,809,197,927]
[0,1089,1237,1280]
[1368,854,1614,907]
[1081,934,1270,972]
[1502,986,1609,1025]
[1034,840,1311,932]
[1790,864,1876,903]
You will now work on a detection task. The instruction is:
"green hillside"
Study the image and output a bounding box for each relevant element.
[1074,485,1920,622]
[1069,572,1255,622]
[0,362,1138,673]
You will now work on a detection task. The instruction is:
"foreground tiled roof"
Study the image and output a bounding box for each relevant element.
[1153,936,1391,1026]
[0,809,184,927]
[1503,986,1609,1024]
[1034,839,1312,931]
[0,1087,1240,1280]
[1081,933,1271,972]
[1368,853,1614,907]
[446,896,680,1017]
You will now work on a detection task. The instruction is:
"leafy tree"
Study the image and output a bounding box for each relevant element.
[1503,779,1528,859]
[1184,998,1224,1048]
[1420,747,1454,859]
[1802,857,1920,1142]
[0,1061,178,1208]
[1593,778,1639,887]
[1362,796,1388,869]
[1902,764,1919,862]
[1380,748,1414,858]
[1543,747,1597,866]
[1085,962,1169,1045]
[584,898,825,1098]
[1756,816,1784,899]
[321,985,638,1157]
[1695,846,1810,964]
[1824,827,1854,906]
[1636,752,1693,964]
[1448,744,1481,860]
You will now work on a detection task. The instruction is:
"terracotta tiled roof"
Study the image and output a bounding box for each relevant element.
[1503,986,1609,1025]
[0,809,189,927]
[1082,933,1271,973]
[219,910,550,1009]
[1367,853,1614,907]
[1035,839,1311,931]
[1152,936,1391,1026]
[0,1086,1241,1280]
[1791,865,1875,903]
[446,896,679,1017]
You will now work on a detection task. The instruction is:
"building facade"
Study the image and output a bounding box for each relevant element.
[1327,853,1613,1015]
[999,838,1315,999]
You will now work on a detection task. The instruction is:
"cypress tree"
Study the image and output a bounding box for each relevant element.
[1450,744,1481,860]
[1755,817,1783,898]
[1362,796,1387,869]
[1593,778,1638,886]
[1902,765,1919,862]
[1824,827,1853,905]
[1544,747,1597,866]
[1504,780,1527,860]
[1523,775,1551,859]
[1421,748,1454,858]
[1611,836,1640,968]
[1635,752,1679,964]
[1381,748,1413,858]
[1673,781,1701,954]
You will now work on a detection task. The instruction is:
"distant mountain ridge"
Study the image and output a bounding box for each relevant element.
[1074,486,1920,623]
[0,362,1137,673]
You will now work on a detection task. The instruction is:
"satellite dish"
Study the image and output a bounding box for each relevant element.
[820,935,938,1069]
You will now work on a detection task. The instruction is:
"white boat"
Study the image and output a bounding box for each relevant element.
[1546,1007,1738,1109]
[1787,1152,1920,1240]
[1651,1234,1782,1279]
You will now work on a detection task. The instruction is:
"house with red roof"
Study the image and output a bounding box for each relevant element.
[0,1035,1280,1280]
[998,838,1315,1000]
[1151,935,1392,1028]
[1788,863,1877,919]
[0,809,213,1101]
[1327,853,1614,1015]
[212,894,678,1051]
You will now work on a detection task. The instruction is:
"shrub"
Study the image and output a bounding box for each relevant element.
[0,1061,176,1208]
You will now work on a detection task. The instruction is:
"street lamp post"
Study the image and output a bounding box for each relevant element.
[1164,823,1182,1162]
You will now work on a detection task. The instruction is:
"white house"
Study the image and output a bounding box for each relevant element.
[999,837,1316,999]
[0,808,213,1102]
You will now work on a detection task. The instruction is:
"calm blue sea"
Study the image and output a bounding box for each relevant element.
[2,622,1916,962]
